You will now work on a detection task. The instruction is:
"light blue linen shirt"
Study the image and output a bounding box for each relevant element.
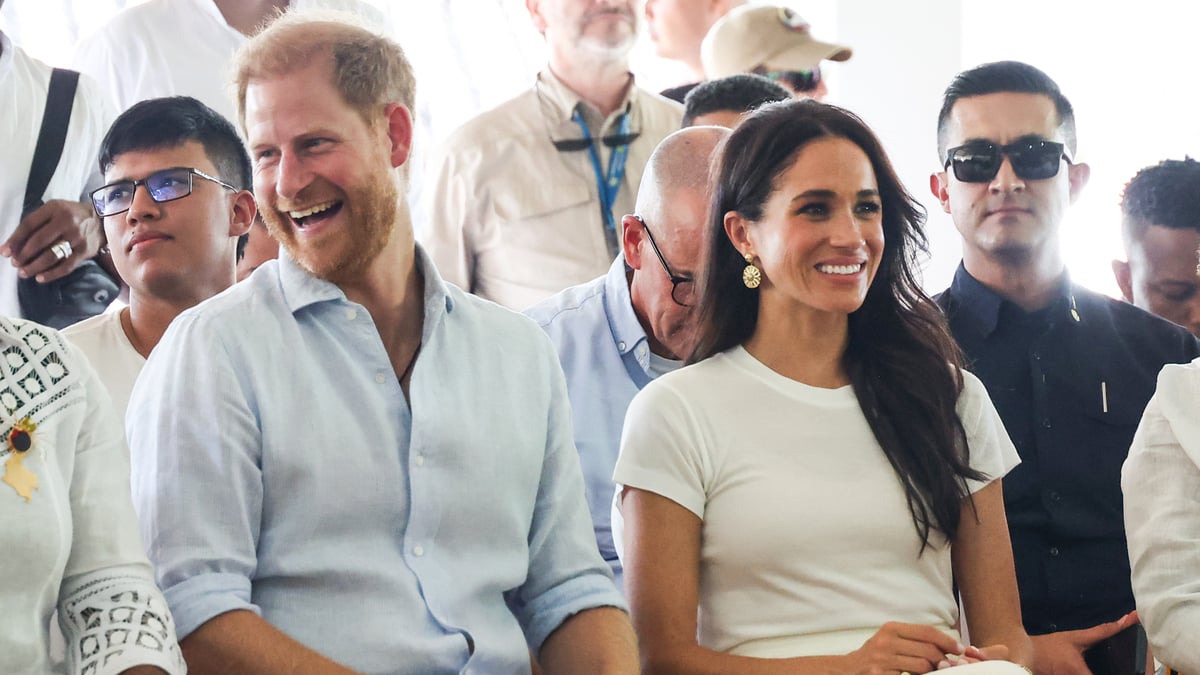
[127,246,624,674]
[524,254,663,590]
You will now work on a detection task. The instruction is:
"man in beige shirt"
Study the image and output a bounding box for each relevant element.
[420,0,682,310]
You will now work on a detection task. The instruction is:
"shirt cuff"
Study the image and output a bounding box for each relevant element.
[521,572,628,651]
[165,571,260,640]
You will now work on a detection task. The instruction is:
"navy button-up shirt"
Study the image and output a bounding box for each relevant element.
[938,265,1200,634]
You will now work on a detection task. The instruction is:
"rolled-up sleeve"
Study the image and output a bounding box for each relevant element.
[505,342,627,650]
[1123,362,1200,674]
[127,313,264,639]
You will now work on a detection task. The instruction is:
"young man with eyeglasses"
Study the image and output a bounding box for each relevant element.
[930,60,1200,673]
[525,126,727,592]
[421,0,683,310]
[699,4,851,101]
[64,96,254,439]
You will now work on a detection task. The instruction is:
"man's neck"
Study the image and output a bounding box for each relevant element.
[123,286,225,359]
[212,0,289,36]
[336,216,425,383]
[547,51,632,118]
[963,247,1066,312]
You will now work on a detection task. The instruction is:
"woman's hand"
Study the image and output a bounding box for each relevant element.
[845,622,967,674]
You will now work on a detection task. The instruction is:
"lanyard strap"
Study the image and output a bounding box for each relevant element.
[572,108,631,257]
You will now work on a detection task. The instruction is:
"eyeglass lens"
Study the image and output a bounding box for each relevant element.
[92,168,195,217]
[947,139,1066,183]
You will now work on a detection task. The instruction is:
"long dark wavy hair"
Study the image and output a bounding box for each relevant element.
[689,99,984,547]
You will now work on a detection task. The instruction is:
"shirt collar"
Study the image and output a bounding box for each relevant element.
[535,68,638,129]
[602,254,649,357]
[949,263,1075,337]
[277,244,455,334]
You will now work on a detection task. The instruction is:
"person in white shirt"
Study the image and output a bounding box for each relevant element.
[0,317,185,675]
[1,10,112,320]
[420,0,683,309]
[72,0,388,124]
[1123,359,1200,674]
[64,95,254,432]
[614,99,1034,671]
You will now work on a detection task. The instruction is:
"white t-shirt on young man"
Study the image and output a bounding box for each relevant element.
[63,310,144,440]
[613,345,1020,659]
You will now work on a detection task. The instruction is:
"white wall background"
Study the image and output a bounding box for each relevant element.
[5,0,1198,297]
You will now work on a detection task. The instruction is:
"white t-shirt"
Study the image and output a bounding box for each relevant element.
[62,310,144,440]
[73,0,390,124]
[0,32,109,319]
[613,345,1020,658]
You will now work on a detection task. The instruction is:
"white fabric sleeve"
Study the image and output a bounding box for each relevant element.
[58,346,184,674]
[1123,362,1200,674]
[417,135,475,292]
[958,370,1021,494]
[612,379,710,520]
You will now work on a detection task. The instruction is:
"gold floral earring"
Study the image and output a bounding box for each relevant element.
[742,253,761,289]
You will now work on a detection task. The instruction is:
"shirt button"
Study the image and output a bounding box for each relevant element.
[1049,546,1060,557]
[375,373,387,384]
[1032,352,1040,361]
[618,341,626,351]
[345,308,358,321]
[415,454,425,466]
[1049,491,1061,503]
[1048,623,1059,632]
[413,545,425,557]
[1041,419,1052,429]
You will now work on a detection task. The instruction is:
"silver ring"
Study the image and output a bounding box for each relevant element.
[51,240,72,261]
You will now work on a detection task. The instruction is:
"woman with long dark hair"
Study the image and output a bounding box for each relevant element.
[614,100,1033,672]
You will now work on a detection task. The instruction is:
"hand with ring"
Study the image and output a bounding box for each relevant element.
[2,199,103,283]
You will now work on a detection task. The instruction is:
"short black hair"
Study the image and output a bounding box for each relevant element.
[682,74,792,127]
[100,95,251,191]
[99,96,251,253]
[936,61,1077,160]
[1120,157,1200,245]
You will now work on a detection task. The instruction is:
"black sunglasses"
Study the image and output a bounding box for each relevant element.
[943,138,1071,183]
[752,65,821,93]
[634,216,694,307]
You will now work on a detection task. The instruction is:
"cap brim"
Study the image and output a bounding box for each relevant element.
[762,40,853,72]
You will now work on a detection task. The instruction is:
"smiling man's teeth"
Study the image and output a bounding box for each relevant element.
[288,201,337,219]
[817,263,864,275]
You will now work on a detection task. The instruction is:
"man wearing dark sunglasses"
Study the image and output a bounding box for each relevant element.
[931,61,1200,674]
[525,126,727,592]
[63,96,255,438]
[421,0,683,311]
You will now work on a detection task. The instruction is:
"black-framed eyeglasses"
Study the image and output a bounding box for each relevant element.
[634,215,694,307]
[943,138,1072,183]
[752,65,821,93]
[90,166,237,218]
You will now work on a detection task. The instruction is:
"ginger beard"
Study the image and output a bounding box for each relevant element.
[261,164,399,285]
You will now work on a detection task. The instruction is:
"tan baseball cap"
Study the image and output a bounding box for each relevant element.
[701,4,852,79]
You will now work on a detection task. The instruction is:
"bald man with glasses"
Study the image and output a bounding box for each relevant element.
[525,126,728,592]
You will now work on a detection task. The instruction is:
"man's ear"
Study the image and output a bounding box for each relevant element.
[1112,258,1134,303]
[383,103,413,169]
[526,0,548,34]
[930,172,952,214]
[229,190,256,238]
[622,215,645,269]
[1068,161,1090,204]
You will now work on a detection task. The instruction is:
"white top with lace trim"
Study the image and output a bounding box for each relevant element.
[0,318,184,675]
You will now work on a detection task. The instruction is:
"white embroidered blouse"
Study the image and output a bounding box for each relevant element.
[0,318,184,674]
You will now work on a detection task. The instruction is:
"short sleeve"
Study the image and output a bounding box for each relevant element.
[958,370,1021,494]
[612,378,711,519]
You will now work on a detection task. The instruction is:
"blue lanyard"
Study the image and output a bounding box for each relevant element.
[572,109,631,256]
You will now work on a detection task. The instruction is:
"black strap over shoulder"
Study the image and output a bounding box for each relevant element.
[23,67,80,217]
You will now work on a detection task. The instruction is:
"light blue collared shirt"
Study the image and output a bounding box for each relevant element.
[525,255,674,590]
[128,247,624,674]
